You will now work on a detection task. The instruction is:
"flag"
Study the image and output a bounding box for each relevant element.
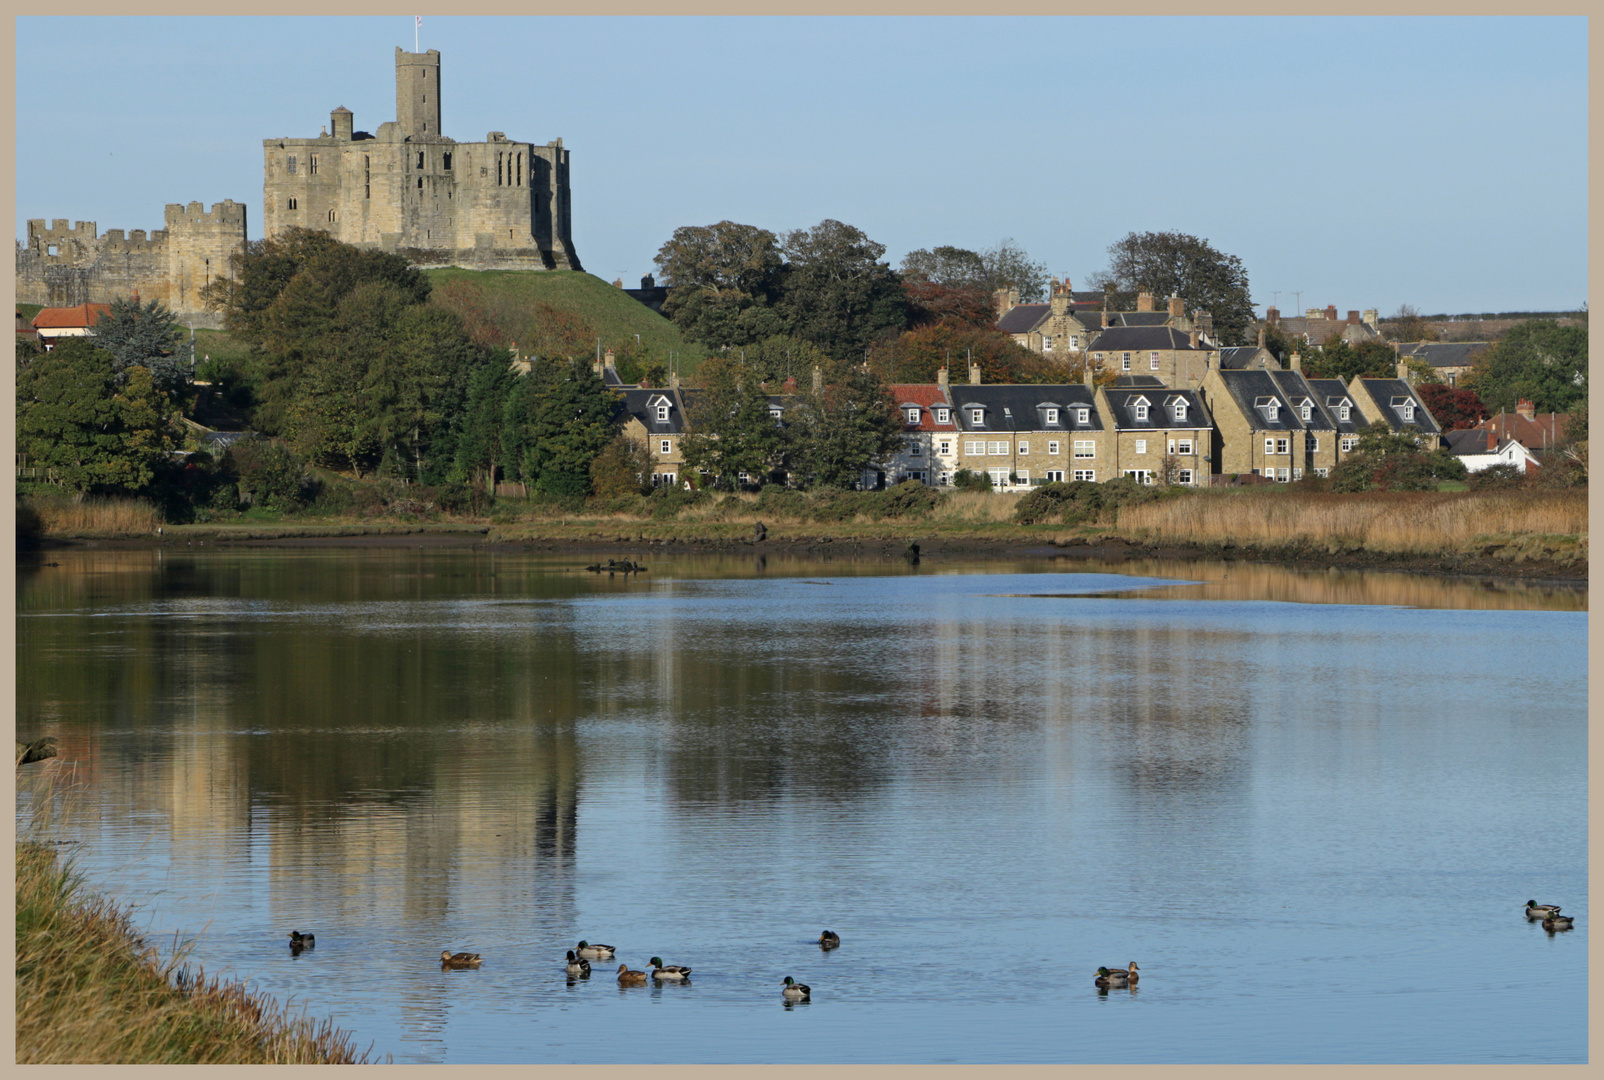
[416,15,421,27]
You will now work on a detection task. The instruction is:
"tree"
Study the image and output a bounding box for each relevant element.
[1461,320,1588,414]
[589,434,654,497]
[1415,383,1489,432]
[502,358,622,497]
[92,295,189,395]
[1330,421,1467,491]
[899,245,987,288]
[451,358,518,494]
[679,357,788,488]
[866,324,1061,385]
[1102,231,1255,345]
[653,221,787,348]
[15,338,176,495]
[1385,303,1438,343]
[775,219,907,360]
[978,239,1049,303]
[786,360,905,489]
[900,278,997,329]
[733,334,832,386]
[1300,337,1399,382]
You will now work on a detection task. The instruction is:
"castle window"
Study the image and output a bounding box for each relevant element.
[443,152,451,171]
[328,210,336,222]
[418,178,423,189]
[517,154,522,186]
[287,198,297,210]
[287,155,297,175]
[47,245,57,256]
[309,155,318,175]
[417,152,425,169]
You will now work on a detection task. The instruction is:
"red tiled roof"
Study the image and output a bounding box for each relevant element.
[887,384,958,431]
[1474,411,1569,452]
[32,303,111,330]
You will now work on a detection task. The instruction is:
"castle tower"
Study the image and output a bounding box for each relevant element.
[395,48,441,138]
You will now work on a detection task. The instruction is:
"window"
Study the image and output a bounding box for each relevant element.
[1172,404,1187,422]
[287,155,297,174]
[935,408,950,424]
[987,467,1011,487]
[1150,351,1161,370]
[1399,404,1415,421]
[970,408,984,425]
[906,407,920,424]
[1042,336,1053,351]
[1047,441,1060,455]
[1264,403,1279,421]
[1264,438,1275,456]
[443,152,452,171]
[964,440,985,456]
[1133,403,1149,421]
[1315,467,1329,478]
[1123,469,1152,485]
[1017,442,1028,455]
[1306,434,1319,453]
[660,439,671,455]
[1093,353,1104,363]
[1073,440,1095,459]
[287,197,297,210]
[1176,439,1193,455]
[1122,353,1132,371]
[1177,469,1194,485]
[909,442,922,456]
[418,178,424,189]
[1299,403,1312,421]
[308,155,318,175]
[655,404,669,422]
[1276,468,1290,482]
[1044,408,1059,425]
[938,440,952,455]
[328,210,336,222]
[1015,470,1030,484]
[987,441,1007,456]
[1069,335,1080,349]
[1293,467,1304,480]
[1046,470,1064,482]
[1075,408,1089,424]
[655,472,677,487]
[1341,436,1358,452]
[769,407,783,423]
[1073,469,1096,482]
[1338,404,1351,421]
[1276,438,1289,455]
[417,152,425,169]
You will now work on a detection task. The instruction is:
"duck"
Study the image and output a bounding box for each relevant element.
[817,930,841,949]
[1122,962,1139,984]
[782,976,811,1000]
[1542,913,1576,932]
[1095,966,1130,988]
[616,963,649,986]
[648,956,692,980]
[440,950,482,968]
[1526,901,1562,919]
[576,940,615,959]
[288,931,316,948]
[564,950,591,976]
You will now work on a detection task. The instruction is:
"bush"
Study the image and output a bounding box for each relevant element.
[755,486,812,520]
[1468,463,1527,491]
[649,486,707,520]
[224,440,314,511]
[1014,480,1103,525]
[588,437,654,498]
[863,480,941,520]
[951,469,992,491]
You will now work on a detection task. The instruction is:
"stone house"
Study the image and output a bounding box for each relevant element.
[1264,305,1381,347]
[1092,385,1213,486]
[1394,341,1491,387]
[618,386,690,489]
[1348,374,1444,450]
[1300,377,1374,461]
[30,302,111,350]
[947,378,1106,490]
[1085,325,1220,391]
[1197,363,1339,481]
[884,378,960,486]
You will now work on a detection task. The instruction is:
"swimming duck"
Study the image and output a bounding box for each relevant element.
[1122,962,1139,984]
[1526,901,1562,919]
[564,950,591,976]
[440,950,482,968]
[648,957,692,980]
[289,931,315,948]
[1542,913,1576,931]
[576,940,616,959]
[818,930,841,949]
[1095,967,1130,988]
[616,963,649,986]
[782,976,810,1000]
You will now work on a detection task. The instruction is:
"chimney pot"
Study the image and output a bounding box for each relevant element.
[1347,310,1360,324]
[969,362,982,385]
[1516,399,1535,420]
[1326,304,1338,321]
[937,366,949,390]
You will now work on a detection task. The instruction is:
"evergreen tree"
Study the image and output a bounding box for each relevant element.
[451,357,518,494]
[776,219,907,360]
[92,295,189,395]
[787,361,904,489]
[679,357,788,488]
[1462,320,1587,414]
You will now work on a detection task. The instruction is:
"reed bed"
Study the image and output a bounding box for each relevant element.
[23,495,163,537]
[1115,489,1588,555]
[15,843,374,1063]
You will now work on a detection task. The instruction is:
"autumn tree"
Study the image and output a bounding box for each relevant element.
[1099,231,1255,345]
[1385,304,1439,343]
[1415,383,1489,432]
[786,360,905,489]
[866,324,1061,385]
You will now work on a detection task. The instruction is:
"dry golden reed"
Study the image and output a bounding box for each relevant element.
[25,495,163,537]
[1115,489,1587,554]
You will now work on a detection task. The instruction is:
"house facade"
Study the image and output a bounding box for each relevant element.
[1093,385,1213,486]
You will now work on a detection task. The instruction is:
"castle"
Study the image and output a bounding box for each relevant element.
[16,47,579,327]
[261,48,580,272]
[15,201,247,329]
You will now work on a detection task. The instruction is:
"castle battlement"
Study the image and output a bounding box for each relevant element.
[165,199,248,228]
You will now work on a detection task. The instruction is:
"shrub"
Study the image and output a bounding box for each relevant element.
[1467,463,1526,491]
[755,486,812,520]
[588,437,653,499]
[951,469,992,491]
[1014,480,1104,525]
[224,440,314,510]
[864,480,942,519]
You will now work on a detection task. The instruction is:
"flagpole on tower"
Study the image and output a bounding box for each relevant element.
[414,15,420,52]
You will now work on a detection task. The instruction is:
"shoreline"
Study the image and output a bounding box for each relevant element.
[26,524,1588,586]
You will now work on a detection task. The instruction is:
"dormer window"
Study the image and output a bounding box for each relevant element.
[1075,408,1089,424]
[1133,403,1149,420]
[1399,404,1414,421]
[970,407,984,426]
[1172,403,1187,423]
[1044,407,1059,425]
[1255,396,1280,422]
[905,407,921,424]
[655,405,670,422]
[1339,405,1350,421]
[770,406,783,421]
[935,408,950,424]
[1391,396,1415,422]
[1299,402,1312,421]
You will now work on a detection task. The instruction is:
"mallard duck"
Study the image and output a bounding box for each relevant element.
[564,950,591,976]
[782,976,810,1000]
[1095,966,1130,988]
[576,940,615,959]
[648,956,691,980]
[818,930,841,949]
[1122,962,1139,984]
[616,963,649,986]
[288,931,315,948]
[1543,913,1576,931]
[440,950,482,968]
[1526,901,1562,919]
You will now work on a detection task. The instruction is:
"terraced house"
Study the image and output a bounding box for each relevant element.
[1093,381,1213,485]
[618,386,689,489]
[1349,372,1444,450]
[885,379,961,486]
[947,381,1105,490]
[1198,363,1339,481]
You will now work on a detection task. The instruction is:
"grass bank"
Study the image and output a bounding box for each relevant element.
[15,842,373,1063]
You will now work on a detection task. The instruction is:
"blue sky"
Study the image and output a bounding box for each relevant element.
[15,15,1588,315]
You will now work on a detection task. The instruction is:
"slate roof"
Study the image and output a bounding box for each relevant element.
[996,303,1050,334]
[949,384,1103,433]
[1213,369,1319,433]
[1301,378,1369,434]
[1219,346,1274,370]
[1266,370,1335,431]
[887,384,958,433]
[32,303,111,330]
[1087,326,1207,352]
[1112,312,1169,328]
[619,388,688,434]
[1100,388,1211,431]
[1111,375,1166,388]
[1444,428,1499,455]
[1395,341,1492,369]
[1356,378,1442,435]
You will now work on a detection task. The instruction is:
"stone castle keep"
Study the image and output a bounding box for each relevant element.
[262,48,580,272]
[16,47,579,325]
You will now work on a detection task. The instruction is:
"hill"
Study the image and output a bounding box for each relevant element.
[423,268,704,377]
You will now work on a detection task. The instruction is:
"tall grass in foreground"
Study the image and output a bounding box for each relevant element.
[1115,489,1588,554]
[23,495,163,537]
[15,842,373,1063]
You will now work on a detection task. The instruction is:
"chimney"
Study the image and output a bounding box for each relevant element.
[1196,310,1213,338]
[1325,304,1338,322]
[1258,326,1266,348]
[605,348,615,366]
[1395,360,1411,382]
[1289,351,1301,372]
[1347,310,1360,324]
[1101,309,1111,329]
[993,287,1019,319]
[812,365,823,393]
[1362,308,1378,329]
[331,105,354,140]
[1168,294,1185,321]
[1137,290,1155,312]
[1082,359,1093,387]
[969,362,982,385]
[1050,278,1070,316]
[1189,329,1200,349]
[782,376,797,394]
[937,365,949,391]
[1267,306,1280,325]
[1516,399,1535,421]
[1206,349,1219,371]
[641,274,655,289]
